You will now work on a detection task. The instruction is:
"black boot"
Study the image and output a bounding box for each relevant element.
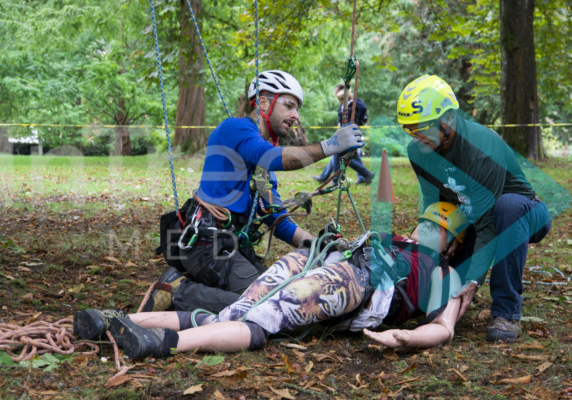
[73,309,127,340]
[108,317,179,359]
[140,266,185,312]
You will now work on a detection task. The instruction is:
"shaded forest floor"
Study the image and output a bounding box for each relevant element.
[0,155,572,399]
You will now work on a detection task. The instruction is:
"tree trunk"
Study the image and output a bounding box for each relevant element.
[174,0,206,153]
[114,96,131,156]
[0,127,12,154]
[500,0,542,159]
[237,82,253,118]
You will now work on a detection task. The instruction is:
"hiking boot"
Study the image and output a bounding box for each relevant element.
[73,309,127,340]
[312,175,326,184]
[486,316,521,342]
[108,316,178,359]
[356,172,375,185]
[365,171,375,185]
[140,266,185,312]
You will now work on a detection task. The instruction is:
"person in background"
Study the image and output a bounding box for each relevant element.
[312,84,375,185]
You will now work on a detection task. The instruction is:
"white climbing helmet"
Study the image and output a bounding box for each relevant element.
[248,70,304,108]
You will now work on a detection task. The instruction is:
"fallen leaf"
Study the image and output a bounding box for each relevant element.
[68,283,85,294]
[103,256,121,264]
[535,361,553,374]
[478,309,491,320]
[212,389,229,400]
[305,360,313,373]
[292,349,305,360]
[281,353,296,374]
[283,343,308,351]
[460,365,469,373]
[512,354,549,362]
[183,384,203,395]
[208,366,248,382]
[313,353,338,363]
[17,266,31,273]
[73,354,89,368]
[268,386,296,400]
[316,368,333,382]
[22,293,34,304]
[397,362,417,375]
[382,348,399,361]
[20,262,42,267]
[495,375,532,385]
[105,374,132,388]
[392,377,419,386]
[449,368,468,382]
[3,274,14,280]
[125,261,137,268]
[516,341,546,351]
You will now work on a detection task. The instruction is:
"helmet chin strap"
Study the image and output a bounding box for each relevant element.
[250,94,280,147]
[436,114,456,151]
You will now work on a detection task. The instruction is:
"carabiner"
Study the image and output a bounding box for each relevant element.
[178,223,199,250]
[222,213,232,228]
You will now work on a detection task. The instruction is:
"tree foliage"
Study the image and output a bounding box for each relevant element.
[1,0,571,156]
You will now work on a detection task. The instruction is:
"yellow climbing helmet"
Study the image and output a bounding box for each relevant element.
[396,75,459,126]
[420,202,468,243]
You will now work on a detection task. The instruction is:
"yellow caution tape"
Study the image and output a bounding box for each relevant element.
[0,123,571,129]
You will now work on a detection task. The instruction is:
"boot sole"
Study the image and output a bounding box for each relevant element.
[109,317,143,358]
[485,329,519,342]
[74,310,106,340]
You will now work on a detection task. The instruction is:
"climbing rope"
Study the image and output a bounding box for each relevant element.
[254,0,261,129]
[0,319,99,362]
[184,0,232,118]
[149,0,180,211]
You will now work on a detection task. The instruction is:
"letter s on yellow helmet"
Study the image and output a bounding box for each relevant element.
[420,202,468,243]
[396,75,459,125]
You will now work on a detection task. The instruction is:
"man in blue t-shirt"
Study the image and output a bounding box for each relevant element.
[144,70,365,314]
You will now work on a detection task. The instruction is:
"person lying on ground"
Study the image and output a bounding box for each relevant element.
[74,202,466,359]
[148,70,365,316]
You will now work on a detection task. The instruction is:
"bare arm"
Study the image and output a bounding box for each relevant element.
[281,143,325,171]
[290,227,315,248]
[364,266,462,349]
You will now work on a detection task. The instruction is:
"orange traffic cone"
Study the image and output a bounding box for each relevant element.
[376,149,394,203]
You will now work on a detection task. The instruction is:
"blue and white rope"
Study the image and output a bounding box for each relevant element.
[149,0,179,211]
[254,0,260,128]
[184,0,231,118]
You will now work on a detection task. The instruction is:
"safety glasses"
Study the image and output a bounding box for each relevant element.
[402,121,437,137]
[272,96,300,113]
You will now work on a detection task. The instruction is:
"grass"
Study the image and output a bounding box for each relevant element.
[0,153,571,399]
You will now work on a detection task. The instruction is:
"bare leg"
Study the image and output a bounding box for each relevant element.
[175,321,255,353]
[124,313,261,353]
[364,266,462,349]
[128,312,181,331]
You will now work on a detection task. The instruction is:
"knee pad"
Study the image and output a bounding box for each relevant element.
[244,322,266,350]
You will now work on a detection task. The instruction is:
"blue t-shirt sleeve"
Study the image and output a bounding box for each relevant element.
[219,119,283,171]
[258,174,298,244]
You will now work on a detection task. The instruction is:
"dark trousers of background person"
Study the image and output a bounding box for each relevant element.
[175,243,266,314]
[317,152,372,183]
[449,193,551,320]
